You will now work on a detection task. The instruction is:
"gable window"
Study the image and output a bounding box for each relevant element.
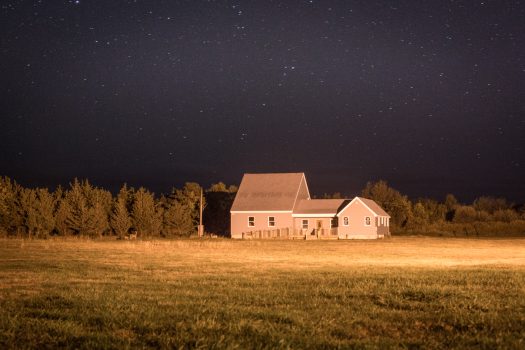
[268,216,275,227]
[302,219,308,229]
[343,216,349,226]
[365,216,371,226]
[248,216,255,227]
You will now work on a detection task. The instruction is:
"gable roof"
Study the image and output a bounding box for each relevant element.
[230,173,308,212]
[357,197,390,216]
[293,199,348,215]
[337,196,390,217]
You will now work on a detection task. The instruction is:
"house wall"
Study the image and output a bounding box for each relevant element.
[230,212,293,239]
[337,201,378,239]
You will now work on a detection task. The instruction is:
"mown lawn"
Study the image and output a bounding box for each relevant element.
[0,237,524,349]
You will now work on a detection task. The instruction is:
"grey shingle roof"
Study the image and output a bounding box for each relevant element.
[230,173,306,211]
[293,199,348,215]
[357,197,390,217]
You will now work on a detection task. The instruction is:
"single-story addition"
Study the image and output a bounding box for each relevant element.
[230,173,390,239]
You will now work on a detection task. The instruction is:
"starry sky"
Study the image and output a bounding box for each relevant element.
[1,0,524,202]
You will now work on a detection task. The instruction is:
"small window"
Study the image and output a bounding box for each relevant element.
[331,217,338,227]
[365,217,371,226]
[302,219,308,229]
[343,217,349,226]
[248,216,255,227]
[268,216,275,227]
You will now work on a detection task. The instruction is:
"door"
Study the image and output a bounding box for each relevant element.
[315,220,323,235]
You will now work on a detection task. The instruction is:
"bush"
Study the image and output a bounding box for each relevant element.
[453,206,477,223]
[493,209,520,222]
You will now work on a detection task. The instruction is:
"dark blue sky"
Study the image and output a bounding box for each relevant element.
[1,0,524,202]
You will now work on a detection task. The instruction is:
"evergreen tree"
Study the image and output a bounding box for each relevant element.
[173,182,203,227]
[19,188,37,237]
[163,200,193,236]
[151,202,164,237]
[0,177,14,235]
[54,186,72,236]
[0,177,24,236]
[65,179,92,236]
[110,185,132,238]
[65,179,109,237]
[35,188,56,236]
[19,188,55,238]
[160,182,204,236]
[83,180,111,236]
[131,187,157,237]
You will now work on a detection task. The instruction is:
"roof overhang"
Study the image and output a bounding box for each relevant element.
[292,213,336,218]
[231,210,293,214]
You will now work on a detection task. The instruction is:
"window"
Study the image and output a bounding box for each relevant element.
[343,216,349,226]
[331,217,338,228]
[302,219,308,229]
[365,216,371,226]
[248,216,255,227]
[268,216,275,227]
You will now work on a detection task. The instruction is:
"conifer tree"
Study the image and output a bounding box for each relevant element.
[35,188,56,236]
[11,183,26,236]
[110,185,132,238]
[82,180,111,236]
[19,188,55,238]
[54,186,71,236]
[65,179,92,236]
[131,187,157,237]
[19,188,37,237]
[163,200,193,236]
[173,182,204,227]
[0,177,14,235]
[161,183,204,236]
[0,177,25,236]
[65,179,109,237]
[151,202,164,237]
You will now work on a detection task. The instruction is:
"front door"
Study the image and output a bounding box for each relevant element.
[315,220,323,235]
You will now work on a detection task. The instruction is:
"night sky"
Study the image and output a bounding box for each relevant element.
[2,1,524,202]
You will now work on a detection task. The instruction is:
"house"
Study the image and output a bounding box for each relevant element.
[230,173,390,239]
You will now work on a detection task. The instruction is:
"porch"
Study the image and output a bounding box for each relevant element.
[240,227,339,240]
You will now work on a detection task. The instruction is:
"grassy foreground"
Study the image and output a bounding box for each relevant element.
[0,237,524,349]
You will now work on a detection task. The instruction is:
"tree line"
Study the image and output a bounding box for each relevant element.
[0,176,237,239]
[1,176,524,238]
[359,180,525,236]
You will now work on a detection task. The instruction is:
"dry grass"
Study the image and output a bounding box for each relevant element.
[1,237,524,348]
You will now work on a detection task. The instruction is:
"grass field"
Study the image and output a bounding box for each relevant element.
[1,237,524,349]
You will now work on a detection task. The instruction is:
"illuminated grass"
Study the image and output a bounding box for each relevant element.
[0,238,524,348]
